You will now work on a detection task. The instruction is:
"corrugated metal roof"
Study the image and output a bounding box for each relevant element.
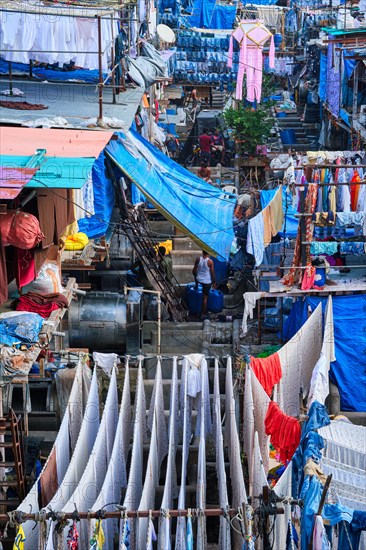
[0,166,39,199]
[0,128,113,158]
[0,155,94,189]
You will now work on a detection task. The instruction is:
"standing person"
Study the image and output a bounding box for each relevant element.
[158,246,173,282]
[210,128,225,163]
[199,127,211,163]
[192,250,216,319]
[191,87,198,109]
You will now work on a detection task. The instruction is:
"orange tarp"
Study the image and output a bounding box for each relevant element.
[0,127,114,158]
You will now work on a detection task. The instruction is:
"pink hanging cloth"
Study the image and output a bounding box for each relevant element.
[227,21,275,103]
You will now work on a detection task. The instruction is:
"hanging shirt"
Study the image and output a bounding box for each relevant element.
[249,352,282,397]
[265,401,301,463]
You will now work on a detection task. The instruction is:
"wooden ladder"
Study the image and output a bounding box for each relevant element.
[0,408,26,510]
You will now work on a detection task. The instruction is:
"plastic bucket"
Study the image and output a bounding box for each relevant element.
[276,112,287,118]
[274,33,283,47]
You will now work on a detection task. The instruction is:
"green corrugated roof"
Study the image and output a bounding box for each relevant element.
[323,27,366,36]
[0,155,94,189]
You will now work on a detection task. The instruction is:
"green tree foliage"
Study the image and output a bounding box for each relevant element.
[223,75,276,155]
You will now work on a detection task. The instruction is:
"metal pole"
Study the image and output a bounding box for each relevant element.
[111,13,116,104]
[97,15,103,123]
[8,62,13,96]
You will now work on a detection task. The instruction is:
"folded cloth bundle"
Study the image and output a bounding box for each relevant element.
[12,292,68,318]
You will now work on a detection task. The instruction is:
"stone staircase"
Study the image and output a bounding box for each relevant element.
[268,97,320,152]
[171,229,201,285]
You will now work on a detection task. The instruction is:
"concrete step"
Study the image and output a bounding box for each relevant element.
[173,236,201,251]
[171,249,199,266]
[172,265,197,284]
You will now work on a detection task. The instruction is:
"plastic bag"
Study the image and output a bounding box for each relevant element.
[22,262,62,294]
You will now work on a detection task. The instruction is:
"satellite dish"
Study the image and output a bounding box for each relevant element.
[157,24,176,44]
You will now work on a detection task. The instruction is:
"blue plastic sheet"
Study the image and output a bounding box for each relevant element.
[189,0,236,28]
[0,313,43,346]
[106,130,235,259]
[0,57,106,83]
[283,296,366,412]
[318,53,327,103]
[78,150,114,239]
[260,187,298,238]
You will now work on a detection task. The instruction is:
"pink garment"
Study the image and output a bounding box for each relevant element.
[228,22,275,102]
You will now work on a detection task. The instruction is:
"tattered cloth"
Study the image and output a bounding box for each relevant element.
[12,292,68,318]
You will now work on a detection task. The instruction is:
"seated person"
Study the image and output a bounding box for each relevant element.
[210,128,225,162]
[197,162,212,183]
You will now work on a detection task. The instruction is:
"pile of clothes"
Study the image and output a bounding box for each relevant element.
[12,292,68,319]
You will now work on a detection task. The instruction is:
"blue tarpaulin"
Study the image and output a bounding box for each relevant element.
[260,186,298,238]
[283,295,366,412]
[78,150,114,239]
[0,57,106,83]
[106,130,235,259]
[318,53,327,103]
[189,0,236,28]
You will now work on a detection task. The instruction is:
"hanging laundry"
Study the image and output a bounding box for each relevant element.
[249,352,282,397]
[308,297,335,410]
[137,360,168,547]
[159,358,179,549]
[147,359,168,467]
[89,519,105,550]
[350,169,361,211]
[269,185,284,236]
[61,368,119,549]
[241,292,264,335]
[310,242,338,255]
[122,362,146,547]
[340,242,366,255]
[176,359,193,549]
[246,212,265,267]
[146,517,157,550]
[227,21,275,102]
[251,431,269,503]
[277,303,323,417]
[91,360,132,549]
[265,401,301,463]
[92,352,118,377]
[263,205,272,247]
[243,366,255,479]
[119,517,130,549]
[186,515,194,550]
[283,182,318,287]
[18,361,94,548]
[250,368,271,476]
[67,522,79,550]
[196,352,207,549]
[13,525,26,550]
[225,358,247,547]
[271,463,293,550]
[213,360,231,549]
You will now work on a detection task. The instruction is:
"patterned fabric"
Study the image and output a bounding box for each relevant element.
[339,241,366,255]
[277,303,323,417]
[119,518,130,549]
[89,520,105,550]
[283,182,318,286]
[13,525,26,550]
[67,522,79,550]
